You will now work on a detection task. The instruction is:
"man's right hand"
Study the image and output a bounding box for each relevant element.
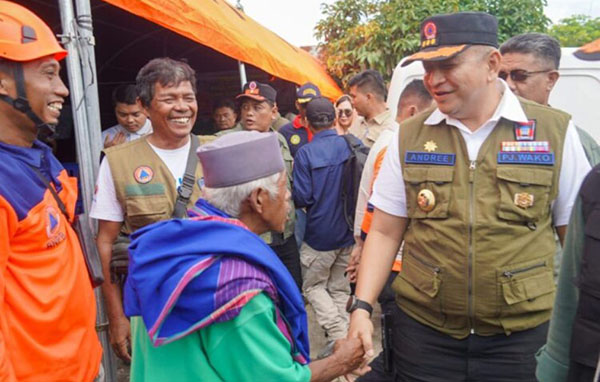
[109,315,131,363]
[348,310,374,364]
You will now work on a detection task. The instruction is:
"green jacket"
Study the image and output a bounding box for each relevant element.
[535,196,584,382]
[394,99,570,338]
[215,124,296,244]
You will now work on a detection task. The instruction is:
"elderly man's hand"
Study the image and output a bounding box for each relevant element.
[109,315,131,363]
[332,338,366,375]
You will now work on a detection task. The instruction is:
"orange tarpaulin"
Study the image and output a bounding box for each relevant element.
[100,0,342,99]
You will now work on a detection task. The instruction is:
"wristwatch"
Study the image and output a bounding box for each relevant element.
[346,295,373,317]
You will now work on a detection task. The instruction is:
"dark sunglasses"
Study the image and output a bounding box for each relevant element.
[498,69,552,82]
[337,108,353,117]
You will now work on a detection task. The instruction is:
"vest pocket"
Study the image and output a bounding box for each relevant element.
[125,194,170,231]
[496,167,553,222]
[393,250,445,327]
[497,257,555,331]
[403,167,454,219]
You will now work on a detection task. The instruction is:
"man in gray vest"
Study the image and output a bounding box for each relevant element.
[347,12,590,381]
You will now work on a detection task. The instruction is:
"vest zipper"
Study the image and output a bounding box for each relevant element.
[468,160,476,334]
[502,261,546,278]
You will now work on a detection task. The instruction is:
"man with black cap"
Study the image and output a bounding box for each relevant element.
[280,82,322,158]
[347,11,590,381]
[279,82,322,251]
[227,81,303,289]
[293,97,356,349]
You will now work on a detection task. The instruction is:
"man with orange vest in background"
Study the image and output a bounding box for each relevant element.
[0,2,102,381]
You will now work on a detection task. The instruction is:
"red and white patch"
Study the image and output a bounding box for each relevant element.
[423,22,437,40]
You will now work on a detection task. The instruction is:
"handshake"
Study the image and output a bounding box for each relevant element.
[309,310,375,382]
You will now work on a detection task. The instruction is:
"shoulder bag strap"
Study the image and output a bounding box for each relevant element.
[172,135,200,219]
[29,165,70,220]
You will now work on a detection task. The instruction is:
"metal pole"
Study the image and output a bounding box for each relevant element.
[73,0,103,168]
[56,0,116,381]
[238,61,247,90]
[235,1,247,90]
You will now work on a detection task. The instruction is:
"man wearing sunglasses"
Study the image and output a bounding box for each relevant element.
[500,33,600,167]
[499,33,560,106]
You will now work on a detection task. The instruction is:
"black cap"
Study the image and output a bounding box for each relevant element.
[236,81,277,103]
[402,12,498,67]
[306,97,335,127]
[296,82,321,104]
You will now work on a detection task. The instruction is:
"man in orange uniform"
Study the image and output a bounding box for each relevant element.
[0,2,102,381]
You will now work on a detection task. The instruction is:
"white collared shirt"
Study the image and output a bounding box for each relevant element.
[370,81,590,226]
[101,118,153,145]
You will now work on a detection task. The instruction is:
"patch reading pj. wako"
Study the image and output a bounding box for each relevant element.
[497,152,555,165]
[405,151,455,166]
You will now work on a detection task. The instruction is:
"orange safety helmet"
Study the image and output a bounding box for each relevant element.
[0,0,67,62]
[0,0,67,128]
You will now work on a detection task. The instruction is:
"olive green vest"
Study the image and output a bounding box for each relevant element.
[393,98,570,338]
[104,135,208,234]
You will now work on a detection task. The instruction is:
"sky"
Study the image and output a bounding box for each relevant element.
[239,0,599,47]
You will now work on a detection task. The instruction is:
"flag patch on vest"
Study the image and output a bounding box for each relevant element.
[514,120,536,141]
[497,152,554,165]
[405,151,455,165]
[501,141,550,152]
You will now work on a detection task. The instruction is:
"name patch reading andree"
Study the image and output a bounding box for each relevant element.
[405,151,456,166]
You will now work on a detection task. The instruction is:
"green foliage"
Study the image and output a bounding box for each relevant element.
[548,15,600,47]
[316,0,550,87]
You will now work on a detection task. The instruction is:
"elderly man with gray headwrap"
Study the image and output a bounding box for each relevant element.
[123,130,364,382]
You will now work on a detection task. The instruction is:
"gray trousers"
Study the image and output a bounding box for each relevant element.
[300,242,352,340]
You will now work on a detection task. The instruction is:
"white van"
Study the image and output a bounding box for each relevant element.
[386,47,600,142]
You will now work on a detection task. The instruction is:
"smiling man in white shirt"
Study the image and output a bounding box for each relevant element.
[347,12,590,382]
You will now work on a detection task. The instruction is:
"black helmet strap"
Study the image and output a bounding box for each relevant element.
[0,62,48,129]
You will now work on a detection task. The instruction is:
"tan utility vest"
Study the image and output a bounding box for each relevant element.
[104,135,206,234]
[393,98,570,338]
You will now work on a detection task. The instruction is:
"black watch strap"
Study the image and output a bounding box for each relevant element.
[347,296,373,317]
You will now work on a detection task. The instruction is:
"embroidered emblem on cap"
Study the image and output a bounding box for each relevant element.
[246,81,259,95]
[417,189,436,212]
[302,88,317,97]
[422,22,437,48]
[514,120,536,141]
[514,192,535,209]
[134,166,154,184]
[424,140,438,152]
[290,134,301,145]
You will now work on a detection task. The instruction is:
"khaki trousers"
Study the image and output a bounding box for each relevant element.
[300,243,352,340]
